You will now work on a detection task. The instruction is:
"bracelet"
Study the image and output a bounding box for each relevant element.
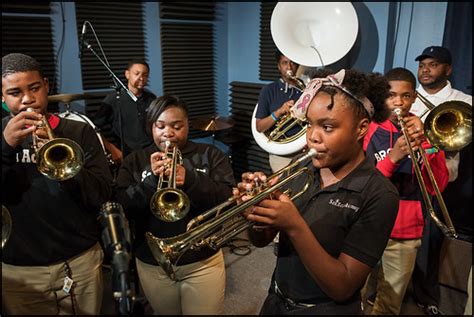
[425,147,439,154]
[271,112,279,121]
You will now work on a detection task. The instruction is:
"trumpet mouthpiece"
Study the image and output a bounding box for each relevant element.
[297,148,317,163]
[306,148,317,158]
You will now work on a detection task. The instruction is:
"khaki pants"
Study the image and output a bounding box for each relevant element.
[136,250,225,315]
[2,243,104,315]
[370,238,422,315]
[465,266,472,315]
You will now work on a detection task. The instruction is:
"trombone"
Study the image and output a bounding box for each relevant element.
[146,148,316,279]
[264,70,308,143]
[394,108,458,238]
[30,109,84,181]
[150,140,190,222]
[416,92,472,152]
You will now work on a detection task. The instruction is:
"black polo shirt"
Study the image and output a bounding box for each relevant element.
[274,155,399,304]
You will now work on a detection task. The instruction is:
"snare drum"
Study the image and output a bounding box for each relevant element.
[58,111,107,157]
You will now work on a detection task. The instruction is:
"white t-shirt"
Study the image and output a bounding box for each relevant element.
[412,81,472,182]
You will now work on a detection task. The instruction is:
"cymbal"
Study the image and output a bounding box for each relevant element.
[191,116,234,131]
[48,93,91,103]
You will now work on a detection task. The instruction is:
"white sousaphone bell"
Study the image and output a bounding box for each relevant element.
[251,2,359,155]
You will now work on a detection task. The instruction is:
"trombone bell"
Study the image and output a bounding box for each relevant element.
[424,101,472,152]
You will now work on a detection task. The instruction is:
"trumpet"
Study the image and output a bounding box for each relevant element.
[416,92,472,152]
[30,109,84,181]
[146,148,316,279]
[394,109,457,238]
[2,205,12,249]
[150,140,190,222]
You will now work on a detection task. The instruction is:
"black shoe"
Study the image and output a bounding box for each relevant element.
[366,293,376,306]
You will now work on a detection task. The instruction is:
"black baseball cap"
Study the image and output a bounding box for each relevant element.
[415,46,452,64]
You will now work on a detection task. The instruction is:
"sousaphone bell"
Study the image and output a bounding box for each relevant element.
[251,2,360,155]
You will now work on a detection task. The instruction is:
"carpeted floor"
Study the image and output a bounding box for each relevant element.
[101,234,470,315]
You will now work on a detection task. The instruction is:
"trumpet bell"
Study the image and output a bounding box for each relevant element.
[424,101,472,152]
[271,2,359,67]
[150,188,191,222]
[146,232,178,279]
[36,138,84,181]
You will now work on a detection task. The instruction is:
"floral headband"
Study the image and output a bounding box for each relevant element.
[291,69,374,120]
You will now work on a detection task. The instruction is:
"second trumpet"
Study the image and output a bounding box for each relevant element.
[150,141,190,222]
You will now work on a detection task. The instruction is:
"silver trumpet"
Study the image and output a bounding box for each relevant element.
[146,148,317,280]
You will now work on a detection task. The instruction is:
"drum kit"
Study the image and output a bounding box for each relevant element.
[190,115,244,145]
[48,93,107,154]
[49,93,241,145]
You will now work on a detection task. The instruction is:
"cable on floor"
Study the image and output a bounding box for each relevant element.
[225,237,252,256]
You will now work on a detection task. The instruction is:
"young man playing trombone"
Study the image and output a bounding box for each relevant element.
[362,67,449,315]
[234,69,399,315]
[114,94,235,315]
[2,53,112,315]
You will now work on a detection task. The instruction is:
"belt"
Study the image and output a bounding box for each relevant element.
[274,281,316,310]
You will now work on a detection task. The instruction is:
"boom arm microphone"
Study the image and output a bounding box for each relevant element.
[78,21,87,59]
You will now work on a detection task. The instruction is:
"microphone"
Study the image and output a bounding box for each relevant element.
[99,201,131,273]
[99,201,133,315]
[78,21,87,59]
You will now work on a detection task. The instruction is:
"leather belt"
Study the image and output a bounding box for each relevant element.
[274,281,316,310]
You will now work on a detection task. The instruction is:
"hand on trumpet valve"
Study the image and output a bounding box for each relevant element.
[3,110,44,148]
[150,151,169,176]
[150,151,186,186]
[232,171,300,231]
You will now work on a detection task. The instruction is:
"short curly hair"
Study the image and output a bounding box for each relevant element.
[307,68,391,123]
[384,67,416,90]
[2,53,44,78]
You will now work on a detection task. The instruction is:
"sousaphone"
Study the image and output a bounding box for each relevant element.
[252,2,359,155]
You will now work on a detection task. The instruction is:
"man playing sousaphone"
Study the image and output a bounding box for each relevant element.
[254,50,305,173]
[234,69,399,314]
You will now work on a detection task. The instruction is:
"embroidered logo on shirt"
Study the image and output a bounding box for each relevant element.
[141,170,152,182]
[195,167,207,173]
[328,199,360,212]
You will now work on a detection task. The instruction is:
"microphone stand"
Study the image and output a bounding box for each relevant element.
[83,41,137,103]
[112,249,133,316]
[83,41,137,170]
